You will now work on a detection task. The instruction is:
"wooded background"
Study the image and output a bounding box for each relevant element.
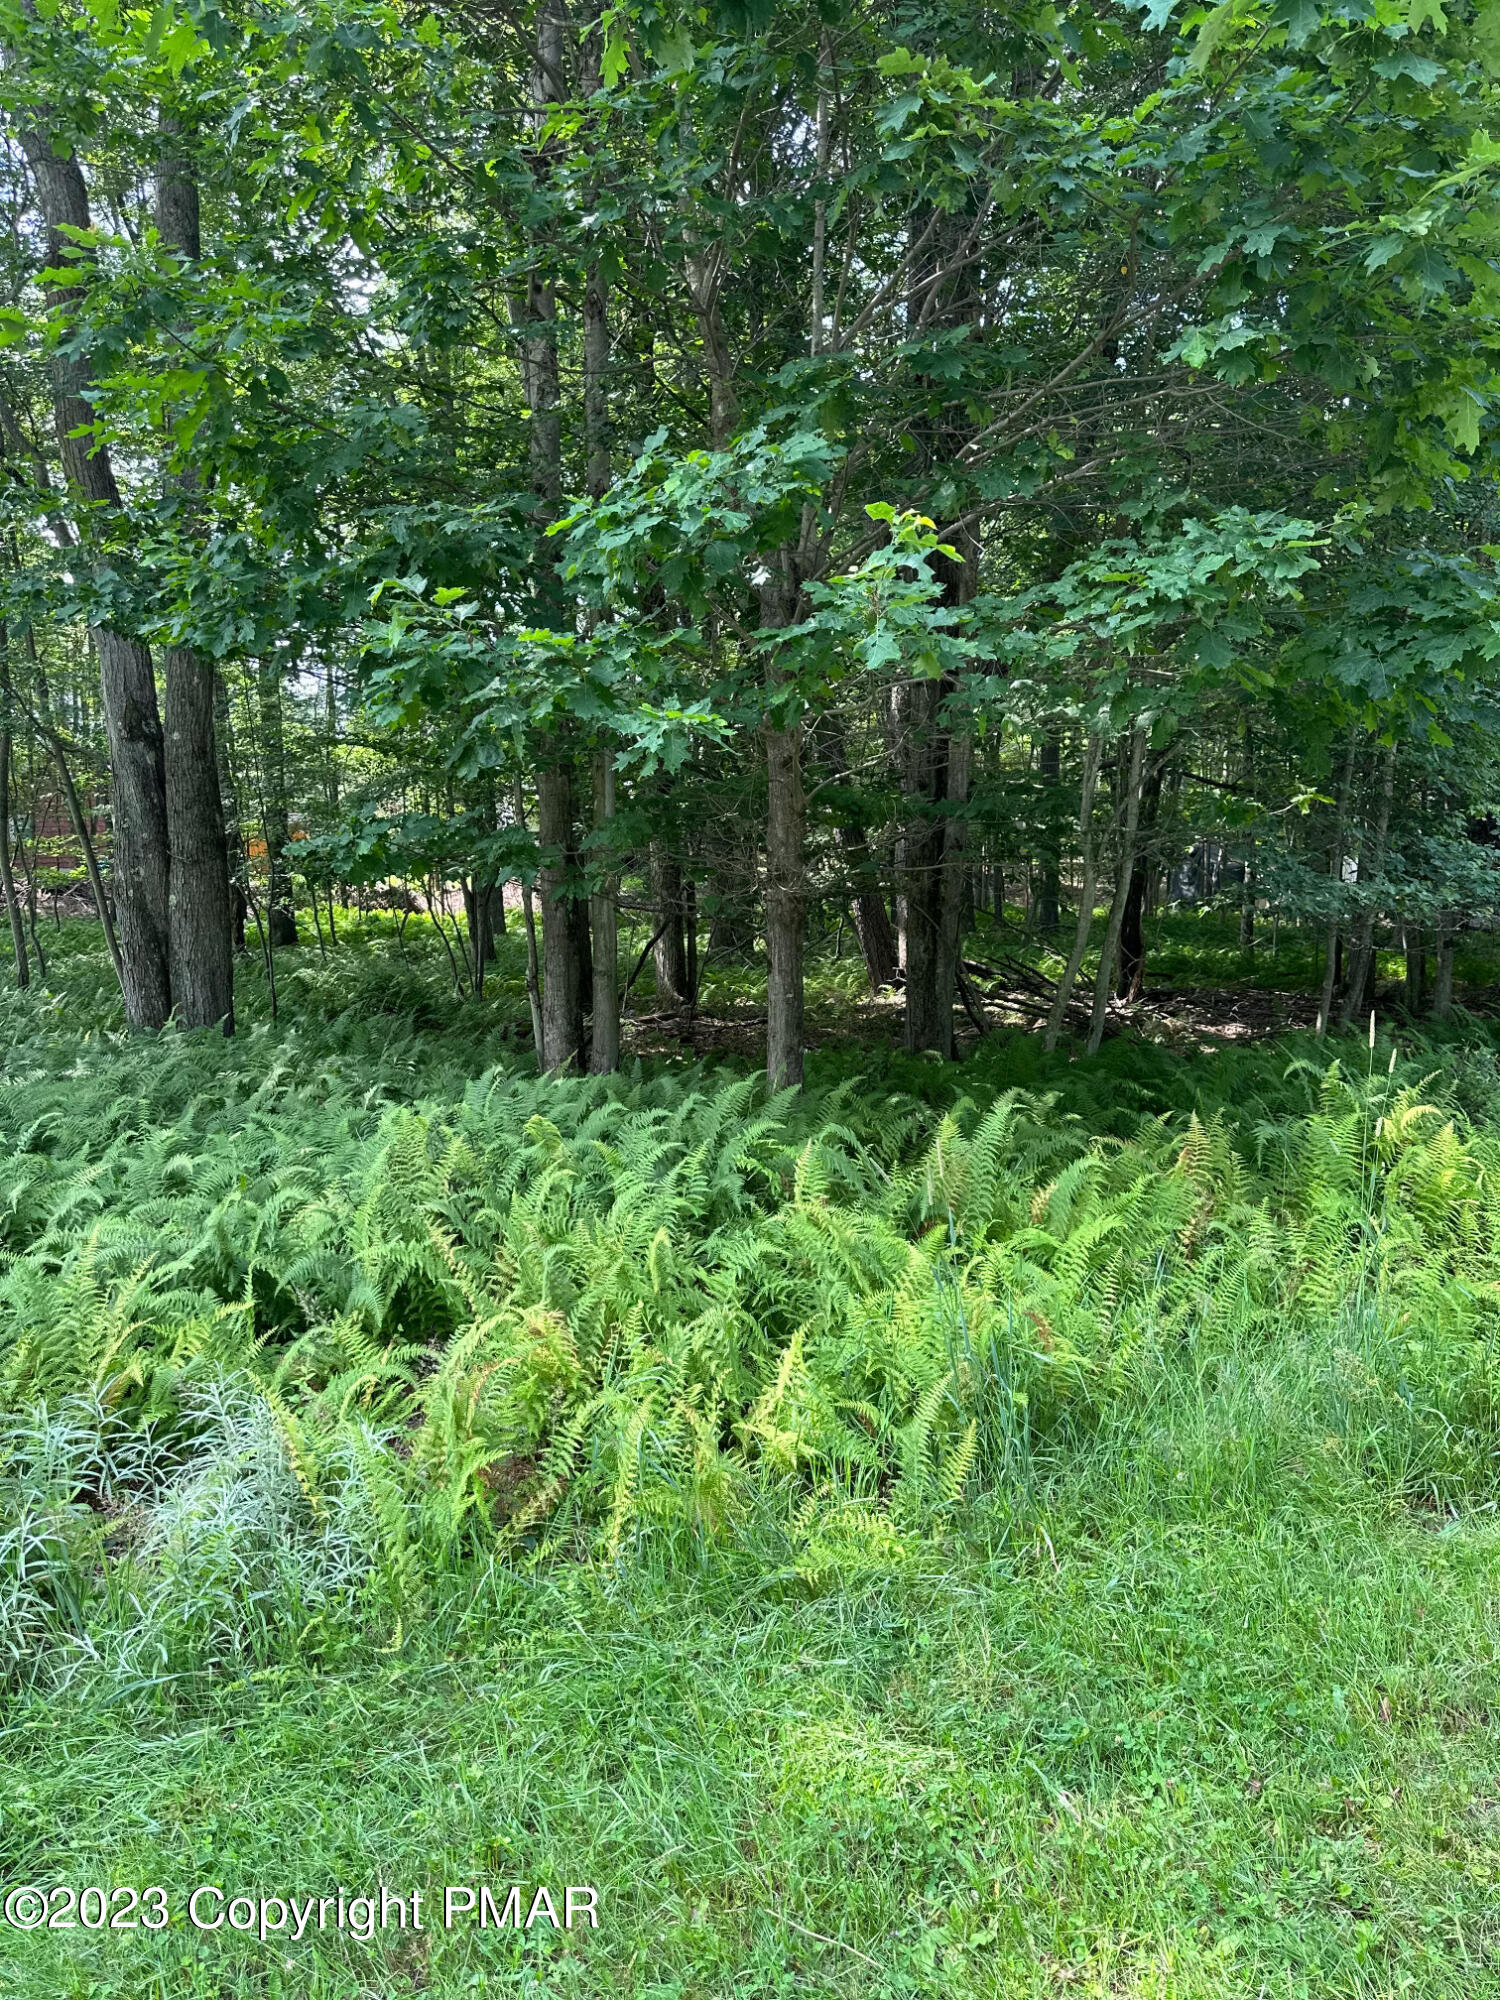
[2,0,1499,1076]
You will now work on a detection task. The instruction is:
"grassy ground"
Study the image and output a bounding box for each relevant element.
[5,917,1500,1999]
[8,1483,1500,1996]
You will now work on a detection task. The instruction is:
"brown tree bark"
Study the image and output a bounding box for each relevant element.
[819,715,896,992]
[649,840,690,1006]
[1116,751,1166,1000]
[0,625,28,987]
[1043,733,1103,1052]
[537,763,585,1070]
[589,753,620,1074]
[1036,733,1062,933]
[1337,742,1396,1033]
[156,120,233,1029]
[761,557,804,1090]
[1315,732,1358,1038]
[13,106,170,1027]
[1086,727,1148,1055]
[256,657,297,946]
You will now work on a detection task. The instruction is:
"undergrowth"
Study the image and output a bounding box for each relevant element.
[5,930,1500,1694]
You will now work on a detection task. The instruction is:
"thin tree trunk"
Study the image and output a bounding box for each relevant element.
[23,628,123,986]
[1087,728,1148,1055]
[512,777,546,1066]
[1315,731,1358,1038]
[256,657,297,947]
[821,716,896,992]
[157,116,233,1030]
[589,753,620,1074]
[1043,733,1103,1052]
[762,558,804,1090]
[214,670,247,953]
[0,629,28,988]
[1037,732,1061,933]
[1337,742,1396,1033]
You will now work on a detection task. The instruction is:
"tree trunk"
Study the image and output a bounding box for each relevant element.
[1315,732,1358,1038]
[821,716,896,992]
[1432,925,1455,1019]
[156,118,232,1028]
[537,764,584,1071]
[649,841,689,1006]
[1404,925,1426,1015]
[762,559,804,1091]
[1337,742,1396,1033]
[1116,752,1165,1000]
[1087,728,1148,1054]
[1043,733,1103,1052]
[0,629,28,987]
[589,753,620,1074]
[1036,732,1061,933]
[213,670,247,953]
[256,658,298,946]
[12,111,170,1026]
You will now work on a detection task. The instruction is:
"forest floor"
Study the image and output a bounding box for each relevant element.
[5,914,1500,2000]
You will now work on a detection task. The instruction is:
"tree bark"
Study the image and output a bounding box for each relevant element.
[12,108,170,1027]
[589,752,620,1074]
[1087,727,1148,1055]
[155,120,233,1030]
[1116,751,1165,1000]
[820,715,896,992]
[649,840,690,1006]
[1432,925,1455,1019]
[1043,733,1103,1052]
[537,763,585,1071]
[1337,742,1396,1033]
[1315,731,1358,1038]
[762,557,804,1090]
[0,626,28,987]
[1036,732,1062,933]
[255,658,297,946]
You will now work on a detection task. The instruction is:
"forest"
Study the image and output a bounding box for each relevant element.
[4,0,1500,1993]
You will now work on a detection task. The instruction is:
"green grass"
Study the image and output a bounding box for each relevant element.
[6,922,1500,1998]
[7,1490,1500,1996]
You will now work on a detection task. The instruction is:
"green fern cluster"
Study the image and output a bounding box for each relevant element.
[5,979,1500,1654]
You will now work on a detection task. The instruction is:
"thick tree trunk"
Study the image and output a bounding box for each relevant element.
[1116,752,1165,1001]
[163,646,233,1029]
[649,842,690,1006]
[1404,926,1426,1015]
[13,115,170,1026]
[157,123,233,1030]
[1432,925,1455,1019]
